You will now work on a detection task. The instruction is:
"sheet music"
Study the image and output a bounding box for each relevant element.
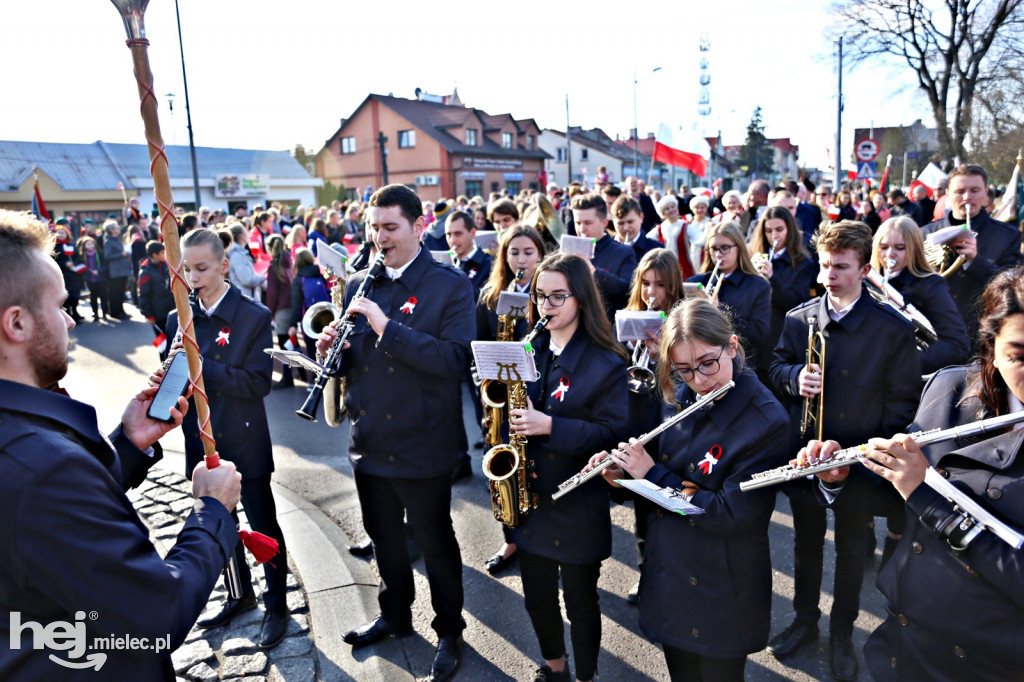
[615,310,664,342]
[431,250,456,265]
[264,349,327,375]
[560,235,596,259]
[315,240,348,274]
[474,231,499,252]
[617,479,706,516]
[471,341,539,382]
[496,291,531,317]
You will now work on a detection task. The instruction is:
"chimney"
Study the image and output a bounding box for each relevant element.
[629,128,637,140]
[646,132,656,140]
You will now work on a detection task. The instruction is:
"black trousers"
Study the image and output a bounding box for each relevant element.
[518,549,602,681]
[790,494,867,636]
[108,276,127,317]
[354,470,465,637]
[87,280,108,317]
[226,473,288,614]
[663,645,746,682]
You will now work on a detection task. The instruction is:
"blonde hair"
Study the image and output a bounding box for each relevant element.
[656,298,743,405]
[871,216,935,277]
[700,221,763,278]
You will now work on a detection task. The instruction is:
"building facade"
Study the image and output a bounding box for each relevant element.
[316,93,550,201]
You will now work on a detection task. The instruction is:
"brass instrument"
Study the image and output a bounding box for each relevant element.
[704,259,724,304]
[321,264,350,427]
[552,382,735,500]
[751,238,779,274]
[296,252,386,422]
[800,316,826,440]
[865,268,938,350]
[626,297,658,394]
[481,315,549,527]
[521,194,565,254]
[481,269,526,448]
[923,205,971,277]
[740,410,1024,493]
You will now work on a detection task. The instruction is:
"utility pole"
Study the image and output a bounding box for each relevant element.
[835,36,844,189]
[632,70,639,174]
[377,131,389,186]
[174,0,201,209]
[566,95,572,184]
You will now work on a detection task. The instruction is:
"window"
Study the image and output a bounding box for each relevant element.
[502,132,513,149]
[466,129,478,146]
[557,147,567,163]
[527,135,535,151]
[506,181,521,194]
[398,130,416,148]
[340,136,356,154]
[464,180,482,198]
[580,148,589,161]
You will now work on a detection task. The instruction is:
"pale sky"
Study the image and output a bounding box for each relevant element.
[5,0,926,172]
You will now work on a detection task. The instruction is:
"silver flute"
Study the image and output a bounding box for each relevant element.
[552,381,734,500]
[739,410,1024,491]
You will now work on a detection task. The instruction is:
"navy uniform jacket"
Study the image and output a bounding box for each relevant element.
[920,211,1022,337]
[637,193,661,232]
[341,247,475,478]
[887,269,970,374]
[137,260,175,328]
[621,233,662,263]
[475,286,529,342]
[865,366,1024,681]
[687,269,771,370]
[0,380,236,680]
[456,248,493,299]
[795,202,821,249]
[508,329,628,564]
[765,251,818,353]
[166,285,274,479]
[637,370,789,657]
[591,234,638,323]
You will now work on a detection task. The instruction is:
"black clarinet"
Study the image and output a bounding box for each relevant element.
[296,252,387,421]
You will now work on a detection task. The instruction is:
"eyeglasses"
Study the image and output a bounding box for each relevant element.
[708,244,735,255]
[530,292,574,307]
[671,346,727,383]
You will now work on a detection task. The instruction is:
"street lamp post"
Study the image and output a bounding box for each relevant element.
[173,0,202,210]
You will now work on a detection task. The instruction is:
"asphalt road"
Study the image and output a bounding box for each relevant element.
[66,307,889,681]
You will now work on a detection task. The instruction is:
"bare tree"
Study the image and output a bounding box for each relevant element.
[833,0,1024,161]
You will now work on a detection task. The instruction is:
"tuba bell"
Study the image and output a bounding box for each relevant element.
[301,301,340,341]
[521,194,565,254]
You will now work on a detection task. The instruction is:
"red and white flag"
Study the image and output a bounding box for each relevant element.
[653,124,711,178]
[909,162,947,199]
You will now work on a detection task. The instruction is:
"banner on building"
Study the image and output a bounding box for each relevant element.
[214,174,270,198]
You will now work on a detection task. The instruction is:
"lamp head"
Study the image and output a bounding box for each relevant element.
[110,0,150,40]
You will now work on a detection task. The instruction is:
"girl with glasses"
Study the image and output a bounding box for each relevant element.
[506,252,628,682]
[593,298,789,682]
[687,222,771,370]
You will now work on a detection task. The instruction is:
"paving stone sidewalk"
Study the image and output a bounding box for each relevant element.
[128,468,317,682]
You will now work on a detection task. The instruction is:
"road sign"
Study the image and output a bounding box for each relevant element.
[855,139,880,162]
[857,161,876,179]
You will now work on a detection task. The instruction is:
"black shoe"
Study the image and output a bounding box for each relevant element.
[534,663,571,682]
[829,632,859,681]
[626,580,640,605]
[348,539,374,558]
[880,535,900,569]
[429,634,463,682]
[342,616,413,647]
[196,593,258,630]
[485,550,517,575]
[451,459,473,483]
[259,609,290,649]
[766,620,818,659]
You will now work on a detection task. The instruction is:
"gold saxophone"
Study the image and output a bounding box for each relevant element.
[481,270,525,447]
[482,315,548,528]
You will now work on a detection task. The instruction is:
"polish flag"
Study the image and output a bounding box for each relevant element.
[909,162,947,199]
[653,124,711,178]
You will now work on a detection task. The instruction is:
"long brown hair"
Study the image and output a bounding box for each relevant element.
[627,248,682,311]
[749,206,810,267]
[699,221,763,278]
[267,234,289,283]
[529,252,628,361]
[656,298,744,405]
[971,267,1024,414]
[482,225,546,310]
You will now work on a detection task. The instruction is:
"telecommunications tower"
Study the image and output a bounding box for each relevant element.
[698,32,711,133]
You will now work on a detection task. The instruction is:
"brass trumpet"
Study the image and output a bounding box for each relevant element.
[800,316,825,440]
[704,259,724,304]
[626,297,658,394]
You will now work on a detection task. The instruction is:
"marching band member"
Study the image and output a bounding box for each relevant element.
[164,228,290,649]
[597,298,789,681]
[748,206,818,356]
[767,220,921,681]
[687,222,771,371]
[507,252,628,682]
[317,185,474,682]
[871,216,970,374]
[858,267,1024,681]
[477,225,547,576]
[571,193,637,325]
[920,164,1022,339]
